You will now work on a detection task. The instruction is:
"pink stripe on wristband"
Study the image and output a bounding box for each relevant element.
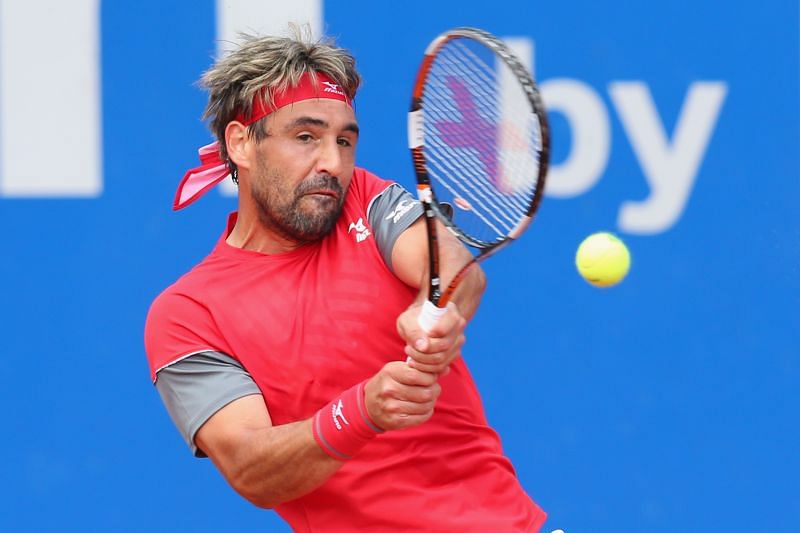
[312,381,384,460]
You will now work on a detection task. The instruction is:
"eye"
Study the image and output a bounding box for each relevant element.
[296,133,315,143]
[337,137,354,147]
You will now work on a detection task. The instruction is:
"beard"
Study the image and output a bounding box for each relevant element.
[250,161,346,244]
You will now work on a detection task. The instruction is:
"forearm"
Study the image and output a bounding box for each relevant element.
[209,418,342,509]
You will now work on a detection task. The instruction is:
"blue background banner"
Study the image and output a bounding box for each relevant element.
[1,1,797,532]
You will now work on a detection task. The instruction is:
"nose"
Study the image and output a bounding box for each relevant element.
[315,138,344,177]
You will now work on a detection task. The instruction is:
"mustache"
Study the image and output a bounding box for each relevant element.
[296,174,343,197]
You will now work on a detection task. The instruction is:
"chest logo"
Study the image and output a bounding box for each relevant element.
[348,217,372,243]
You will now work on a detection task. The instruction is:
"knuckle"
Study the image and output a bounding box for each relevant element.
[405,365,421,382]
[419,368,434,379]
[423,365,437,376]
[385,402,402,415]
[426,339,443,353]
[382,384,399,400]
[417,351,435,365]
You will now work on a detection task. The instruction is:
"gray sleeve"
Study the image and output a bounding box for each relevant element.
[155,351,262,458]
[366,183,424,271]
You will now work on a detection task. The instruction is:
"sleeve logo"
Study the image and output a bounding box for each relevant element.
[385,199,419,224]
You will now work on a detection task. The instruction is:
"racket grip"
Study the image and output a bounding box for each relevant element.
[417,300,448,333]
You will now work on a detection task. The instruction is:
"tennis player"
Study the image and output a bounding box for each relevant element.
[144,28,546,532]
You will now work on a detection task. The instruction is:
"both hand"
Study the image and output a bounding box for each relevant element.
[363,301,465,432]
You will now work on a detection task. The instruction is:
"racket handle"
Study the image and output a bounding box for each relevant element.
[417,300,448,333]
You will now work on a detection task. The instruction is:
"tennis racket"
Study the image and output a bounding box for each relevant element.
[408,27,550,331]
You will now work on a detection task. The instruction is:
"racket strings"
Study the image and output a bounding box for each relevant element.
[425,135,527,231]
[422,40,541,243]
[439,42,506,117]
[424,73,533,219]
[437,43,542,193]
[424,127,531,217]
[426,146,524,227]
[427,162,515,237]
[430,43,540,172]
[422,93,529,219]
[422,79,534,217]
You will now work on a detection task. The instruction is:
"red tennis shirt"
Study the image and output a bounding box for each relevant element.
[145,168,546,531]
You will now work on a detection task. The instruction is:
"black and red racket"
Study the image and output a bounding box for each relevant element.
[408,27,550,330]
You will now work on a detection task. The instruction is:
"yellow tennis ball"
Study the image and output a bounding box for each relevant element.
[575,232,631,287]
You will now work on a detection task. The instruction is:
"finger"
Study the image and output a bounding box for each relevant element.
[407,360,452,375]
[405,347,448,371]
[405,325,430,353]
[405,335,465,363]
[386,361,439,386]
[382,397,437,416]
[421,333,459,354]
[384,410,436,430]
[384,381,441,404]
[397,304,429,350]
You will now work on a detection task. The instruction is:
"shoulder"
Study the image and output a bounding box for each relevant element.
[144,259,230,381]
[145,254,221,330]
[348,167,397,206]
[146,283,205,330]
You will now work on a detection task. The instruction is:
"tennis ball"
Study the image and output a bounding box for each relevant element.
[575,232,630,287]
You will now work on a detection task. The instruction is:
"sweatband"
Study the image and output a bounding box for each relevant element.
[312,381,383,460]
[236,71,351,126]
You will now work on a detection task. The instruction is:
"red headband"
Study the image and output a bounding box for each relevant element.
[173,72,352,210]
[236,71,351,125]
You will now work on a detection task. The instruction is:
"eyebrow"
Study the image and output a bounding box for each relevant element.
[283,116,360,135]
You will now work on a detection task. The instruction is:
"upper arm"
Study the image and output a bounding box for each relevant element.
[390,217,429,289]
[365,180,481,300]
[155,351,266,457]
[366,183,424,277]
[194,394,273,463]
[391,217,476,290]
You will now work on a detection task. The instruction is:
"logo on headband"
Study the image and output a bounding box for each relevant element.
[323,81,345,96]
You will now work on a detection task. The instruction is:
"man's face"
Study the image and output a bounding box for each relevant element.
[249,98,359,243]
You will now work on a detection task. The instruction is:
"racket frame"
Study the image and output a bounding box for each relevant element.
[409,27,550,307]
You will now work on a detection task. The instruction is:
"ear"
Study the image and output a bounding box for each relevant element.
[225,121,252,172]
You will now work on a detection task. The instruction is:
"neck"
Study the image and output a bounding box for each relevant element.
[226,188,305,255]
